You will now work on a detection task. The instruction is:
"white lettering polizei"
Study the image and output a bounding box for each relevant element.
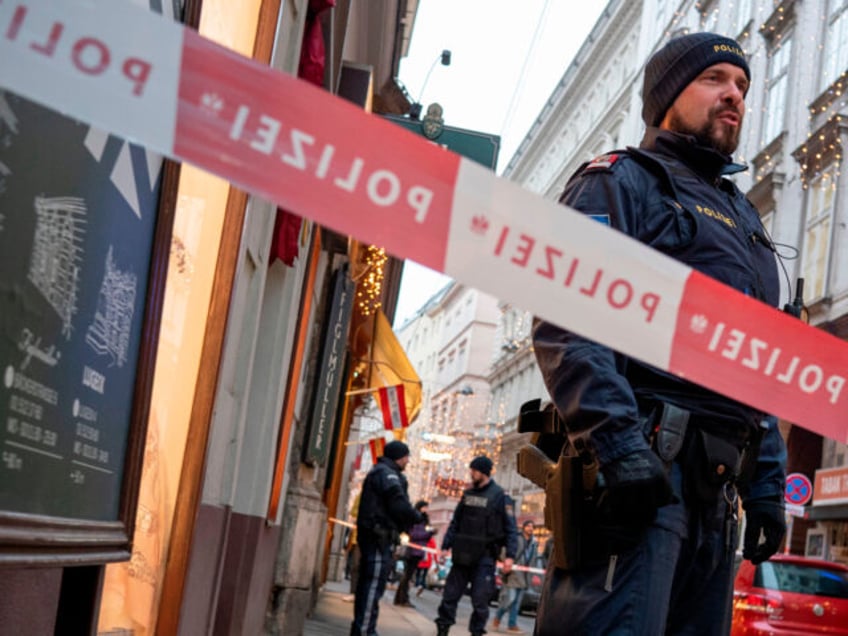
[227,105,435,224]
[706,322,846,405]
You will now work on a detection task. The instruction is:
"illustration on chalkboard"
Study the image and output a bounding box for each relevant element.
[0,91,19,213]
[85,246,137,368]
[28,196,87,339]
[83,127,163,222]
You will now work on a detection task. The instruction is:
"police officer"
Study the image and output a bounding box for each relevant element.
[532,33,787,634]
[351,440,422,636]
[436,456,518,636]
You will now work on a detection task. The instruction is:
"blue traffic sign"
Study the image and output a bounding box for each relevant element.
[785,472,813,506]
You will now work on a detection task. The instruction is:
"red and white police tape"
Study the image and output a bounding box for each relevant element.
[327,519,545,574]
[2,1,846,442]
[402,542,546,575]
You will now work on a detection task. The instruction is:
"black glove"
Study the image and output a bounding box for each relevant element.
[743,499,786,565]
[596,449,673,527]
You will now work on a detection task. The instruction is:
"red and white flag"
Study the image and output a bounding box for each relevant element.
[377,385,409,431]
[368,437,386,465]
[352,442,364,472]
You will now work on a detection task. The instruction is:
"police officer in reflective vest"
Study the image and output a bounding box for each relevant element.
[532,33,787,634]
[351,440,422,636]
[436,456,518,636]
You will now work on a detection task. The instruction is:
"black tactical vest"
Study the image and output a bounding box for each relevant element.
[451,484,504,565]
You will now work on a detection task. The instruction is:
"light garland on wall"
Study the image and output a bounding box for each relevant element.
[355,245,387,316]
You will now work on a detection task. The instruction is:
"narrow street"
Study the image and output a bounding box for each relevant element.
[304,578,537,635]
[409,582,538,634]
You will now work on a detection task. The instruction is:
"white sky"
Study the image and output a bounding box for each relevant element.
[392,1,607,327]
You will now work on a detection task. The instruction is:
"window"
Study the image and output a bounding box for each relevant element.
[702,4,719,32]
[821,0,848,90]
[761,36,792,146]
[801,169,836,302]
[735,0,752,32]
[755,561,848,599]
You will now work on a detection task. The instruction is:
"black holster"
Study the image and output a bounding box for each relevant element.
[516,400,599,571]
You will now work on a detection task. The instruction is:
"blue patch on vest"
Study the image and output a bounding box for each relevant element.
[589,214,610,226]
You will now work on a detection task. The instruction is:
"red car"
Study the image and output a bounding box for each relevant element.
[732,553,848,635]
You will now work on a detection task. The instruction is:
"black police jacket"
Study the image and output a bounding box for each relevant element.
[357,456,420,537]
[533,128,786,502]
[442,479,518,561]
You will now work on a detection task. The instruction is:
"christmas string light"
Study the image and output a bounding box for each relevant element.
[354,245,387,316]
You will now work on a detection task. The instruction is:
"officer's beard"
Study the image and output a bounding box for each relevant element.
[667,105,741,156]
[471,476,484,488]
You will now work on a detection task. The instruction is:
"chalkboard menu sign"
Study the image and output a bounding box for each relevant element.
[0,91,164,540]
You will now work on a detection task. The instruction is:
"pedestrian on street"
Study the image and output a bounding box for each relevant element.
[493,520,537,633]
[350,440,423,636]
[415,530,438,596]
[393,499,434,608]
[435,456,518,636]
[532,32,787,635]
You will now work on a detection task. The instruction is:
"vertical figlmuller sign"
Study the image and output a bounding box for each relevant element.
[304,266,355,466]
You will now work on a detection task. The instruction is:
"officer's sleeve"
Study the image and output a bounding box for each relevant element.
[502,495,518,559]
[739,416,787,502]
[382,472,421,530]
[533,164,650,466]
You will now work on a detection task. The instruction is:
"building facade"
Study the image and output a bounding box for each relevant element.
[0,1,421,634]
[502,0,848,563]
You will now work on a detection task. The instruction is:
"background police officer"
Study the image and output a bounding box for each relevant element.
[351,440,422,636]
[532,32,786,635]
[435,455,518,636]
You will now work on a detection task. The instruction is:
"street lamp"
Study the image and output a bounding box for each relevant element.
[409,49,452,119]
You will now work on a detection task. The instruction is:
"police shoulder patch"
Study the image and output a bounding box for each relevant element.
[583,153,621,172]
[505,503,514,517]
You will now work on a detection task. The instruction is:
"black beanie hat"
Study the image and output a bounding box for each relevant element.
[383,440,410,461]
[641,32,750,127]
[469,455,493,476]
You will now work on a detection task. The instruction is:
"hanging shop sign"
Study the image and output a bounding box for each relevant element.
[304,266,355,466]
[383,109,500,170]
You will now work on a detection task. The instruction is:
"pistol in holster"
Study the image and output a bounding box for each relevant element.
[516,399,599,571]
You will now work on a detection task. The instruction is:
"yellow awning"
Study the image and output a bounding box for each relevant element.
[367,309,422,425]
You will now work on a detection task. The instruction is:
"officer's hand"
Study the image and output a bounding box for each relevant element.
[502,558,514,574]
[743,498,785,565]
[596,449,672,527]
